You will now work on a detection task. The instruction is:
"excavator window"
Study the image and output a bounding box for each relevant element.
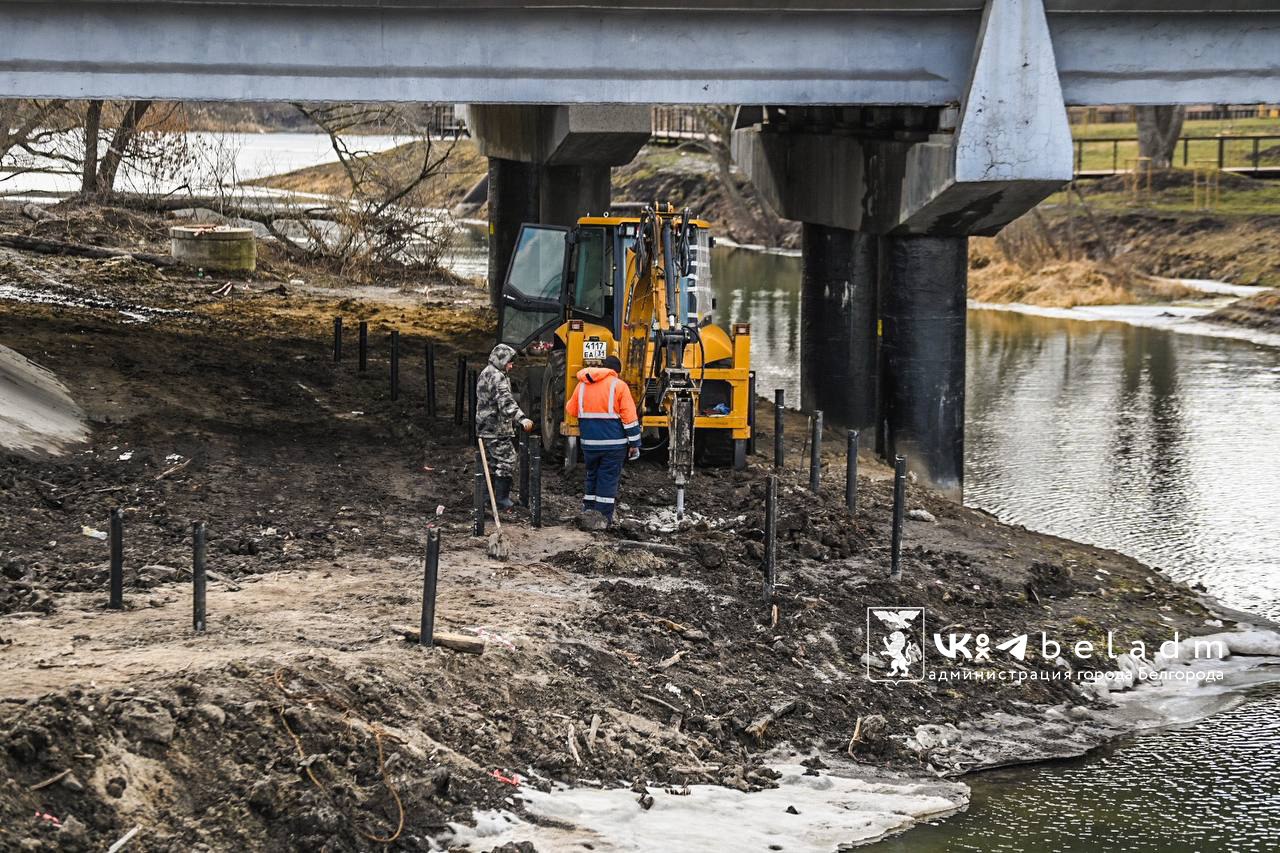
[570,226,610,321]
[498,224,569,349]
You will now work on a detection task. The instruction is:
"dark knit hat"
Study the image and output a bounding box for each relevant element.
[602,355,622,373]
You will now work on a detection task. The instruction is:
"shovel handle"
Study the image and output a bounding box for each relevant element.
[477,439,502,530]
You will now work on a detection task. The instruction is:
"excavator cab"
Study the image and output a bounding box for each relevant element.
[498,206,752,511]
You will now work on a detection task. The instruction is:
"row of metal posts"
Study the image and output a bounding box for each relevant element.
[106,513,210,632]
[333,316,543,535]
[107,502,453,653]
[762,388,908,601]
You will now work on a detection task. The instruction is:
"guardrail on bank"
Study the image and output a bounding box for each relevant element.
[1075,135,1280,177]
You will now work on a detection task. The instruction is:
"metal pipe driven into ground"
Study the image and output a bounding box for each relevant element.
[192,521,206,633]
[846,429,859,514]
[809,410,823,492]
[420,528,440,649]
[332,317,342,364]
[108,508,123,609]
[774,389,785,469]
[763,474,778,601]
[454,356,466,424]
[358,321,368,373]
[890,455,907,581]
[390,330,400,401]
[519,432,530,508]
[472,453,486,537]
[424,341,437,417]
[530,443,543,528]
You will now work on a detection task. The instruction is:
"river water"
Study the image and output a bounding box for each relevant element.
[710,245,1280,852]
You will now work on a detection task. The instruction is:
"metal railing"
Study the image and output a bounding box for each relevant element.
[1074,134,1280,176]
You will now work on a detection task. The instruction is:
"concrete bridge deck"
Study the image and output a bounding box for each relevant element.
[3,0,1280,105]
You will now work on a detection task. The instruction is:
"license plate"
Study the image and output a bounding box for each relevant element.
[582,340,607,361]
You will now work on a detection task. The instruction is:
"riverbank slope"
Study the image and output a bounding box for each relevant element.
[0,201,1267,851]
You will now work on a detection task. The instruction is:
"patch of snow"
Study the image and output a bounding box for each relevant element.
[0,344,88,456]
[447,765,966,853]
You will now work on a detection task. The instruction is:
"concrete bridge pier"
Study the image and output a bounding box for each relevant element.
[799,224,879,442]
[878,236,968,495]
[735,0,1074,498]
[486,158,541,302]
[464,105,650,305]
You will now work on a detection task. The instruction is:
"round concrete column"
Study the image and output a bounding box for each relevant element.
[879,235,967,500]
[486,157,540,308]
[800,224,878,439]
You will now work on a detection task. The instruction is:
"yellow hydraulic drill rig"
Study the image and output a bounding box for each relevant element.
[496,203,753,517]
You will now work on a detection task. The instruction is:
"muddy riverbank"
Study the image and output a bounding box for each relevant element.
[0,203,1272,852]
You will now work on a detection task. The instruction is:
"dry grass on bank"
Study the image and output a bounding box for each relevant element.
[968,241,1201,307]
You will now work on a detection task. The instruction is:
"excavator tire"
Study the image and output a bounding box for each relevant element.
[540,349,568,465]
[695,428,735,468]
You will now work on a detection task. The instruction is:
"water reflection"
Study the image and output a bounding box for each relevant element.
[710,247,802,403]
[707,246,1280,623]
[964,307,1280,622]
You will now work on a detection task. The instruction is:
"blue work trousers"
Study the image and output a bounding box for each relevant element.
[582,447,628,521]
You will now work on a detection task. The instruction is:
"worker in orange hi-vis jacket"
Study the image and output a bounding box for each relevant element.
[564,355,641,524]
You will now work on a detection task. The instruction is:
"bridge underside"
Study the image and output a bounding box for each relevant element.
[6,0,1280,499]
[2,2,1280,105]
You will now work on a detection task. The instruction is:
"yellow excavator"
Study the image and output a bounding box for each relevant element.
[497,203,752,515]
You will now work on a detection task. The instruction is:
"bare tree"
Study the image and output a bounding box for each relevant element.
[0,99,71,180]
[1135,105,1186,169]
[89,100,154,195]
[283,103,460,275]
[680,106,780,245]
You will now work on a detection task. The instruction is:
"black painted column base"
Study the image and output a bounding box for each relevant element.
[879,235,967,500]
[486,157,541,308]
[800,223,878,442]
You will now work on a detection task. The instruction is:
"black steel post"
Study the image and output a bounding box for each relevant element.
[420,528,440,648]
[473,453,486,536]
[425,341,437,418]
[518,431,530,508]
[358,321,368,372]
[530,442,543,528]
[845,429,859,514]
[108,508,123,609]
[747,371,757,456]
[333,317,342,363]
[454,356,466,424]
[192,521,206,633]
[390,330,400,401]
[808,410,823,492]
[763,474,777,601]
[773,389,785,469]
[467,369,478,441]
[890,455,906,581]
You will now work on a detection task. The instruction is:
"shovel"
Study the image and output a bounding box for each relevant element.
[477,439,511,560]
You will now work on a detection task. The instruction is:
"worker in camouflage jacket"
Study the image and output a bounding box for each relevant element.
[476,343,534,509]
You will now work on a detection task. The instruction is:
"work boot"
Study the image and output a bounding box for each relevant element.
[494,476,514,510]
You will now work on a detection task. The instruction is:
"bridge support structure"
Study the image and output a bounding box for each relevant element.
[734,0,1073,498]
[464,105,651,305]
